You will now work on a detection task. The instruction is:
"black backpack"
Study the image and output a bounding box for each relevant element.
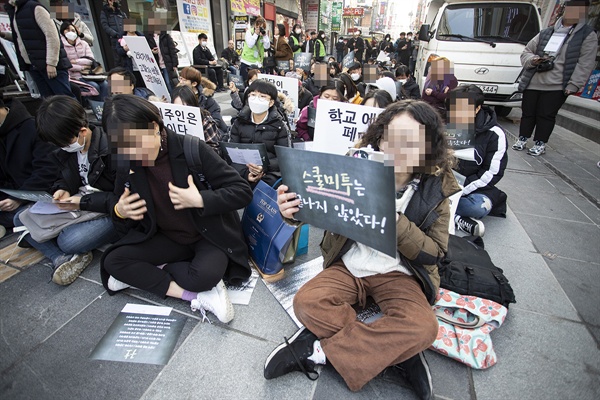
[438,235,516,308]
[183,134,211,190]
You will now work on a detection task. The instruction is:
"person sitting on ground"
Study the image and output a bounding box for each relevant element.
[265,100,460,400]
[228,80,290,187]
[329,61,342,78]
[421,56,458,122]
[228,68,259,111]
[302,62,322,96]
[177,66,228,133]
[347,63,367,97]
[14,96,120,286]
[107,67,155,99]
[0,97,58,238]
[100,94,253,323]
[60,22,108,101]
[337,73,363,104]
[446,85,508,237]
[361,88,394,109]
[171,85,222,155]
[296,81,347,142]
[371,75,397,102]
[396,65,421,100]
[193,33,226,92]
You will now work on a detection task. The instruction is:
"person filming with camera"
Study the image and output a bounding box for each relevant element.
[240,16,270,82]
[512,0,597,157]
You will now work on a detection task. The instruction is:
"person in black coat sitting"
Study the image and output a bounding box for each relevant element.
[396,66,421,100]
[229,80,290,187]
[193,33,225,92]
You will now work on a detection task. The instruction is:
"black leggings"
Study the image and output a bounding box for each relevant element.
[519,89,567,143]
[103,232,228,297]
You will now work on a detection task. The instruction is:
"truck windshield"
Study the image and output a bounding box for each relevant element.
[437,3,540,44]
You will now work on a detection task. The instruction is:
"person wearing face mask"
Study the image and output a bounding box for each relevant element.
[314,30,327,62]
[347,63,366,97]
[100,0,127,68]
[348,30,364,63]
[240,16,270,81]
[335,36,346,64]
[193,33,226,92]
[50,0,94,46]
[13,96,120,286]
[228,80,290,187]
[289,24,304,54]
[60,22,109,101]
[395,65,420,100]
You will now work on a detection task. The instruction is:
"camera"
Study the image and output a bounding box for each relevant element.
[536,57,555,72]
[259,28,266,36]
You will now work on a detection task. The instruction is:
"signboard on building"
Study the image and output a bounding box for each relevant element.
[234,15,249,56]
[231,0,261,17]
[305,0,319,32]
[343,8,364,18]
[331,2,343,32]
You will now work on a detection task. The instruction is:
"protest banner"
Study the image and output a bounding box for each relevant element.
[151,101,204,139]
[312,99,383,155]
[276,146,396,257]
[294,53,311,72]
[90,304,186,365]
[343,51,355,69]
[169,30,191,67]
[124,36,170,102]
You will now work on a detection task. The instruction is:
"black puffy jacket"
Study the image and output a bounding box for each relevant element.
[145,32,179,72]
[100,3,126,42]
[229,106,290,186]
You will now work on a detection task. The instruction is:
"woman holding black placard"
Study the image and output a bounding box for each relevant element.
[265,100,460,400]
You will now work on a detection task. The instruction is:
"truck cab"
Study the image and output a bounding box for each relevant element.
[414,0,542,116]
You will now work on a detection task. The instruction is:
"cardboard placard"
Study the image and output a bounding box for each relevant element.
[257,73,299,117]
[276,146,396,257]
[151,102,204,139]
[169,30,191,67]
[277,60,291,72]
[123,36,171,102]
[230,73,245,91]
[343,51,355,69]
[445,126,476,150]
[312,99,383,155]
[293,53,312,72]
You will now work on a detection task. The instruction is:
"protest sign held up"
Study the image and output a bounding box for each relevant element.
[151,102,204,139]
[294,53,311,72]
[343,51,355,69]
[312,99,383,156]
[276,146,396,257]
[124,36,171,102]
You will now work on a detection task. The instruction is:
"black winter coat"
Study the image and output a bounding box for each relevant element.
[193,44,214,65]
[399,78,421,100]
[100,129,253,293]
[0,99,58,198]
[145,32,179,72]
[100,4,126,42]
[455,106,508,207]
[51,124,118,213]
[229,106,290,186]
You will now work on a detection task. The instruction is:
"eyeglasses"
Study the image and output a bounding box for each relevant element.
[248,93,271,101]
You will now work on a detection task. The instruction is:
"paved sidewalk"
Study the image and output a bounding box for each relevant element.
[0,95,598,399]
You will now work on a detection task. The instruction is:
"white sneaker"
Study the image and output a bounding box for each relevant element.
[190,280,234,323]
[108,276,131,291]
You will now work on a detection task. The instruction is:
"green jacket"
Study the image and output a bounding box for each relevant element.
[241,28,265,65]
[314,38,326,58]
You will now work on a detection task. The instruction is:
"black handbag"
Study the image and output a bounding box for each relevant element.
[263,55,276,68]
[438,235,516,307]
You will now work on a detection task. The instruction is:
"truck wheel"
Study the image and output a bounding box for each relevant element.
[494,106,512,118]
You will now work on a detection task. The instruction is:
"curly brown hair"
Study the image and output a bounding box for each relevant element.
[358,100,455,175]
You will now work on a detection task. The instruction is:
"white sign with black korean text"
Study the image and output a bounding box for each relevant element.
[258,73,298,115]
[123,36,171,102]
[313,99,383,155]
[151,102,204,139]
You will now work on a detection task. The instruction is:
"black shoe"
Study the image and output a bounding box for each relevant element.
[395,352,433,400]
[264,327,319,380]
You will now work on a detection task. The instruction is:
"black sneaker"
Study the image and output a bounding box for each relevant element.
[455,215,485,237]
[264,327,319,380]
[395,352,433,400]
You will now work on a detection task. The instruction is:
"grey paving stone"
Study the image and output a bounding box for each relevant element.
[485,245,579,320]
[546,257,600,342]
[472,308,600,400]
[563,193,600,226]
[141,323,317,400]
[476,207,536,253]
[512,213,600,264]
[0,265,105,372]
[0,294,197,400]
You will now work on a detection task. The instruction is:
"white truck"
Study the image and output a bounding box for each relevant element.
[415,0,542,116]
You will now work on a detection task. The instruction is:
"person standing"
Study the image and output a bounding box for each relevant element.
[314,30,327,62]
[335,36,346,64]
[100,0,127,69]
[144,12,179,95]
[240,16,270,81]
[289,24,304,55]
[272,24,293,68]
[5,0,74,98]
[348,30,365,63]
[512,0,597,156]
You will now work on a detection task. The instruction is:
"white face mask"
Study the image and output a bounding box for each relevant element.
[65,31,78,41]
[201,41,207,47]
[295,29,301,34]
[399,79,407,84]
[248,96,270,114]
[350,73,360,81]
[62,135,85,153]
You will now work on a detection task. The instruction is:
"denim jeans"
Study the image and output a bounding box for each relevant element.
[456,193,492,219]
[13,213,119,266]
[29,67,75,98]
[80,78,109,101]
[161,68,173,94]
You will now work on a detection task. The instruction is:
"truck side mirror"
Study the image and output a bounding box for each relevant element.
[418,24,431,42]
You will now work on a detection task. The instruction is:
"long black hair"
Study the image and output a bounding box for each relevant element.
[172,85,199,107]
[360,89,393,109]
[359,100,454,175]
